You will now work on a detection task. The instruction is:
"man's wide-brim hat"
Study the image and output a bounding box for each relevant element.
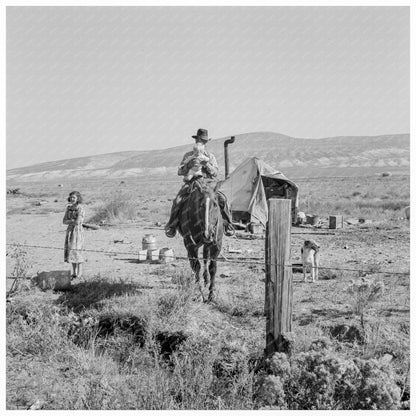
[192,128,211,142]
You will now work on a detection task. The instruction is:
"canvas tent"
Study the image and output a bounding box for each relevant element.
[219,157,299,226]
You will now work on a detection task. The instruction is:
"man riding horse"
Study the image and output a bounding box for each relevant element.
[165,128,235,238]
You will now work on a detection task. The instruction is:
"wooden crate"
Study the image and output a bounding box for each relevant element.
[329,215,343,229]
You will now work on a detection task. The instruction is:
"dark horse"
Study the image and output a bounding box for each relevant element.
[177,177,223,302]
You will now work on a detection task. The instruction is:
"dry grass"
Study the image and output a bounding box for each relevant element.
[87,191,138,224]
[298,175,409,221]
[6,173,410,409]
[6,275,259,410]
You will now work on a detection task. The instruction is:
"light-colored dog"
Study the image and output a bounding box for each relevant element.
[301,240,320,282]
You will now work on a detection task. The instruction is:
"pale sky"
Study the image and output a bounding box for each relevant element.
[6,6,410,169]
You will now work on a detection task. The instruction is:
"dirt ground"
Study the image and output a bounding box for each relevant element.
[6,203,410,286]
[5,176,411,411]
[6,178,410,358]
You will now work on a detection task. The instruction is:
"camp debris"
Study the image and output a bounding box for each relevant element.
[219,157,299,227]
[83,223,100,230]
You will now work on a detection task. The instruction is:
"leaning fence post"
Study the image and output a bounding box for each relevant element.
[265,198,293,357]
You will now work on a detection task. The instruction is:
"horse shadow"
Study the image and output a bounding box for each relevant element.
[55,278,148,312]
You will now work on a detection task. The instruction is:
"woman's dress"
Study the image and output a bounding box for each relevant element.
[64,204,85,263]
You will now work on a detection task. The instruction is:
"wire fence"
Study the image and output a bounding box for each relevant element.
[6,242,410,277]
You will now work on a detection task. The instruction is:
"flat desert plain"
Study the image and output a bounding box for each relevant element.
[5,173,410,410]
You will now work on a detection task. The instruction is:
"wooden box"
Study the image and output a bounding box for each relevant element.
[329,215,343,229]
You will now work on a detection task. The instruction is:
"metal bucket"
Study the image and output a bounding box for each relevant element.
[159,247,174,263]
[142,234,157,251]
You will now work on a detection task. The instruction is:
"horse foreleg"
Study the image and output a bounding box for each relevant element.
[208,260,217,302]
[187,245,200,282]
[202,245,210,286]
[207,246,220,302]
[186,244,204,301]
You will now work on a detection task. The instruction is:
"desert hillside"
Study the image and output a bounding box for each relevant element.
[7,132,410,182]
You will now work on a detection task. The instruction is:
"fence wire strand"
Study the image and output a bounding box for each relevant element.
[6,242,410,276]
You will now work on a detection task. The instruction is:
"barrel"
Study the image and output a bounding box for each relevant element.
[142,234,157,251]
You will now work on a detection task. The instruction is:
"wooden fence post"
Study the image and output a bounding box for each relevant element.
[265,198,293,357]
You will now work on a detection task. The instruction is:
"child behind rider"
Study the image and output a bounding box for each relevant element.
[183,141,208,182]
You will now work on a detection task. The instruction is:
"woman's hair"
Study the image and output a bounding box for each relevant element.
[67,191,83,204]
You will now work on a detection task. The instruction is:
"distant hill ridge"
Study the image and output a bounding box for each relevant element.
[7,132,410,182]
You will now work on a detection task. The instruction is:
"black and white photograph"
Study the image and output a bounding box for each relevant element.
[4,2,412,411]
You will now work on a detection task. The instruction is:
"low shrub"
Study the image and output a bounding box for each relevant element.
[346,277,385,316]
[7,244,32,295]
[255,340,401,410]
[88,191,137,224]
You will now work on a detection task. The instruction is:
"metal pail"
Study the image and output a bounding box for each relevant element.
[142,234,157,251]
[159,247,174,263]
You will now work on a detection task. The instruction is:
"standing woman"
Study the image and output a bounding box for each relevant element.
[63,191,85,279]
